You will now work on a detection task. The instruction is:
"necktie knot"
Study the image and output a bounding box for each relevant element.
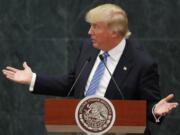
[103,52,109,59]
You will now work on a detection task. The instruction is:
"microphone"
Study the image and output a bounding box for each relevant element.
[99,54,125,99]
[67,57,91,97]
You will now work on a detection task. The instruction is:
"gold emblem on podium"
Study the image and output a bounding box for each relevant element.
[75,96,116,134]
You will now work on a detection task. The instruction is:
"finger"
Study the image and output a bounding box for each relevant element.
[6,74,15,80]
[6,66,19,72]
[170,103,178,109]
[162,112,167,116]
[164,103,178,114]
[2,70,15,76]
[2,69,7,75]
[163,94,174,102]
[23,61,30,69]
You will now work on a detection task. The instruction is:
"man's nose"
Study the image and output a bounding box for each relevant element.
[88,26,93,35]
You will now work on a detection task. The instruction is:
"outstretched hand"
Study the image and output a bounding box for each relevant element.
[154,94,178,117]
[2,62,33,85]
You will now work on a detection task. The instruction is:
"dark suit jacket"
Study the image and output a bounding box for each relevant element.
[32,39,161,134]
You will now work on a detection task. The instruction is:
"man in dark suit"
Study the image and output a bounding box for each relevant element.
[2,3,178,135]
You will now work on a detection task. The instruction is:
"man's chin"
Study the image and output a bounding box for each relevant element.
[92,43,99,49]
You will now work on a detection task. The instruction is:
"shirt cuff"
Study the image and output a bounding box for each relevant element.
[152,104,162,123]
[29,73,37,92]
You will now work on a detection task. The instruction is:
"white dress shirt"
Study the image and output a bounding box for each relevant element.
[84,39,126,96]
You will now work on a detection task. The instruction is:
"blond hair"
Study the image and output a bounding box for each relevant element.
[85,3,131,38]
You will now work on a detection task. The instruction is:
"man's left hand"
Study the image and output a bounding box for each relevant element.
[154,94,178,117]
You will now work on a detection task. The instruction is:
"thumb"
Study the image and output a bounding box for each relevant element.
[163,94,174,102]
[23,61,30,69]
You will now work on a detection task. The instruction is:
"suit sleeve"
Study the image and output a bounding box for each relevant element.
[32,72,75,96]
[138,62,161,123]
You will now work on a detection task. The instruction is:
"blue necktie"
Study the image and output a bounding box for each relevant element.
[86,52,109,96]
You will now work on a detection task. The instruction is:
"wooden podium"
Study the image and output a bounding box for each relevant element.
[44,99,146,134]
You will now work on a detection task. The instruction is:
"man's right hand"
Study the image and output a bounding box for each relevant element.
[2,62,33,85]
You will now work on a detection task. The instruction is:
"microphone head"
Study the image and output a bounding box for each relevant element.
[99,54,104,61]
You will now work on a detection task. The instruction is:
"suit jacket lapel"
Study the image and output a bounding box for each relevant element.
[105,41,134,99]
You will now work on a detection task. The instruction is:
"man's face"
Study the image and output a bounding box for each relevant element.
[88,22,113,51]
